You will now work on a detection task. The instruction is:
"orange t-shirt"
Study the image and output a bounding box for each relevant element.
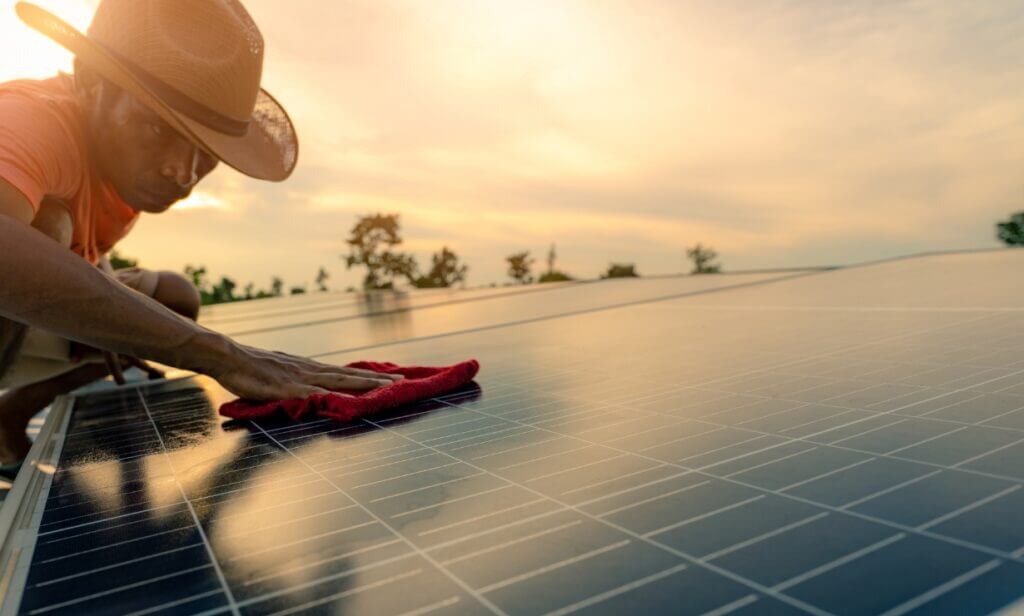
[0,74,139,264]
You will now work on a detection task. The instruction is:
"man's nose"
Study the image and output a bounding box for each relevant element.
[160,146,200,189]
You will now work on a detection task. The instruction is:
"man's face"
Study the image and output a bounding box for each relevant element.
[83,81,219,213]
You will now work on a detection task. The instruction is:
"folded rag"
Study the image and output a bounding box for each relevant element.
[219,360,480,423]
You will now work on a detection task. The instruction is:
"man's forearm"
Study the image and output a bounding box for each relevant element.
[0,213,234,375]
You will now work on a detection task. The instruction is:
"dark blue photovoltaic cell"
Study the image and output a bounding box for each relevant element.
[11,251,1024,615]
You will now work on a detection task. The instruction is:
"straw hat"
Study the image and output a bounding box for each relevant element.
[16,0,298,181]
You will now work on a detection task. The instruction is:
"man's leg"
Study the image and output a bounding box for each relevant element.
[115,268,201,320]
[0,318,28,383]
[0,270,200,465]
[0,363,110,464]
[151,271,202,320]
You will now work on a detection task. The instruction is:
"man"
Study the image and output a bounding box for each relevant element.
[0,0,400,467]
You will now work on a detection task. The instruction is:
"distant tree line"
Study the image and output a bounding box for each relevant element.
[183,265,308,306]
[503,241,720,284]
[107,251,138,270]
[108,213,726,306]
[109,208,1024,307]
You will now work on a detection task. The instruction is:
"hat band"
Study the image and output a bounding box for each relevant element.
[96,39,252,137]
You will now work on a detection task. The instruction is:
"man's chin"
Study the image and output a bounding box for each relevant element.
[145,202,175,214]
[127,195,176,214]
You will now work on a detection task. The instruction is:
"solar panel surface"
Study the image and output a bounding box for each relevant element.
[220,272,808,356]
[8,251,1024,615]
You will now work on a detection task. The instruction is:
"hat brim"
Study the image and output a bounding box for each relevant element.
[16,2,298,182]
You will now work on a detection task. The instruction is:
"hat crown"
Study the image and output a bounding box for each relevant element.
[87,0,263,123]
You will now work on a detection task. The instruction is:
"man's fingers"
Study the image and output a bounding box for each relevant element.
[285,383,363,400]
[129,358,166,380]
[314,373,393,391]
[103,351,126,385]
[301,361,402,382]
[259,348,404,382]
[292,384,332,399]
[336,367,404,381]
[218,345,408,402]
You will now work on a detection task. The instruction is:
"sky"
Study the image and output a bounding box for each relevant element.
[2,0,1023,290]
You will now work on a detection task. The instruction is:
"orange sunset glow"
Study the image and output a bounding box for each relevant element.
[2,0,1022,289]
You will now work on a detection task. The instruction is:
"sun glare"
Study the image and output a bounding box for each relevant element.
[0,0,95,83]
[174,191,228,211]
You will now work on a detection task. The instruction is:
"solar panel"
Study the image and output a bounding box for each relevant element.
[3,251,1024,615]
[199,282,576,329]
[222,271,807,357]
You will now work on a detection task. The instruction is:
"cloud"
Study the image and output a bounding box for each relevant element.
[6,0,1024,286]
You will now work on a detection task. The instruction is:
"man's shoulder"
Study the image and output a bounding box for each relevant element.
[0,74,84,151]
[0,74,76,108]
[0,74,87,208]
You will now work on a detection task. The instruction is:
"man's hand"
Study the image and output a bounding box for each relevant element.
[209,342,403,401]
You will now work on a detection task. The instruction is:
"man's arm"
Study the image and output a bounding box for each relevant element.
[0,181,33,377]
[0,182,400,399]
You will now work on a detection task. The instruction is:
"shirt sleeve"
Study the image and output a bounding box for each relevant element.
[0,92,81,213]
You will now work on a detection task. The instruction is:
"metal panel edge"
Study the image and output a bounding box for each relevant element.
[0,395,73,616]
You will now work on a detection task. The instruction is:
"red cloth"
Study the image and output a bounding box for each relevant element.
[219,360,480,423]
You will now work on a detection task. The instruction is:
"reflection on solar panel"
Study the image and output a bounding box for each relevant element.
[3,251,1024,615]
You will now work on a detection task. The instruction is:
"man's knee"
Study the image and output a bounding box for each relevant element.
[154,272,201,320]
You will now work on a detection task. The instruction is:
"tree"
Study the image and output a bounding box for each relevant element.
[538,242,573,283]
[344,213,417,290]
[184,265,208,290]
[210,277,237,304]
[181,268,286,305]
[184,265,215,304]
[997,212,1024,246]
[538,271,573,283]
[315,267,330,292]
[380,251,418,286]
[412,246,469,288]
[506,251,534,284]
[686,243,721,274]
[252,283,277,299]
[108,250,138,270]
[602,263,639,278]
